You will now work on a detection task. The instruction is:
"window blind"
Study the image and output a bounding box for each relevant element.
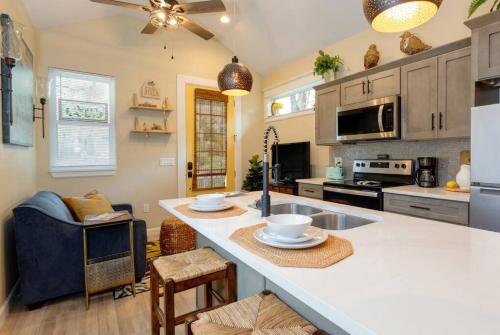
[49,68,116,174]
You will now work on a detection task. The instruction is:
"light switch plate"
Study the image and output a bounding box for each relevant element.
[334,157,343,167]
[143,203,150,213]
[160,157,176,166]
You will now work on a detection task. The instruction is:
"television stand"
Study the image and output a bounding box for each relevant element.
[268,183,298,196]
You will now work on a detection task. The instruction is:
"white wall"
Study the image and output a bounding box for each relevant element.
[35,15,263,229]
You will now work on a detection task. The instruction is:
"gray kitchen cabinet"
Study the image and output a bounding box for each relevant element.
[437,47,472,138]
[315,85,340,145]
[402,57,438,140]
[477,20,500,81]
[341,68,400,105]
[298,183,323,200]
[367,68,401,100]
[384,193,469,226]
[340,77,366,105]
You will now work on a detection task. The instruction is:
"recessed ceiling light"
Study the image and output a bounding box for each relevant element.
[220,15,230,24]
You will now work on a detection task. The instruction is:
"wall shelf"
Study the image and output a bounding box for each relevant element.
[131,130,173,135]
[129,106,174,112]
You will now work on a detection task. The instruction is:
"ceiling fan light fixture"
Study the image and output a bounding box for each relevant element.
[363,0,442,33]
[220,15,230,24]
[218,56,253,96]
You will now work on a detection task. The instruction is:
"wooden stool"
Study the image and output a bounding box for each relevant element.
[185,290,327,335]
[150,247,236,335]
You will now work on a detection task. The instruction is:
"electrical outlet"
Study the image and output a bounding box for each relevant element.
[160,157,176,166]
[143,203,150,213]
[334,157,343,167]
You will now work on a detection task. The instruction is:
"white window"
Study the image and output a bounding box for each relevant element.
[263,73,323,121]
[49,68,116,177]
[266,85,315,117]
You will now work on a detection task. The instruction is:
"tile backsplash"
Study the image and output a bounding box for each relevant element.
[329,139,470,186]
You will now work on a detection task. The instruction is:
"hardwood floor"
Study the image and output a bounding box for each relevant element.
[0,289,196,335]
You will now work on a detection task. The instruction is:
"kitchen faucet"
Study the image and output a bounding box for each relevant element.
[261,126,280,217]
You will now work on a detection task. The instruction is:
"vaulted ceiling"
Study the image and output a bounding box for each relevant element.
[21,0,370,74]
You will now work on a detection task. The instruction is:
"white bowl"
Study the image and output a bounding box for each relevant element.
[264,214,312,239]
[195,193,226,206]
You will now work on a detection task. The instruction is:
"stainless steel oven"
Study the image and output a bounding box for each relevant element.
[336,96,400,142]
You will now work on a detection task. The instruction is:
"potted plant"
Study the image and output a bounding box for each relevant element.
[242,155,263,191]
[468,0,500,17]
[313,50,343,82]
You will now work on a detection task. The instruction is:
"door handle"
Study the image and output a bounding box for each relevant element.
[187,171,193,178]
[431,113,435,130]
[187,162,193,171]
[367,80,371,94]
[439,112,443,130]
[378,105,384,132]
[410,205,431,211]
[362,81,366,95]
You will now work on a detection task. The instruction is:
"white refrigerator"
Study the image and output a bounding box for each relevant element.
[470,103,500,232]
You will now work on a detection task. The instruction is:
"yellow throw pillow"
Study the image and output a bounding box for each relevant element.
[63,193,114,222]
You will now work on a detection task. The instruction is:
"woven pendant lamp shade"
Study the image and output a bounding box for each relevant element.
[217,56,253,96]
[363,0,442,33]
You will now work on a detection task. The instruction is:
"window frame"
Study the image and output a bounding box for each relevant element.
[48,68,117,178]
[263,73,323,122]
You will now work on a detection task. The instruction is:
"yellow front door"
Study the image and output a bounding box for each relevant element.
[185,84,235,197]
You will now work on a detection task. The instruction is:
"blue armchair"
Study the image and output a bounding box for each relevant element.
[13,191,147,308]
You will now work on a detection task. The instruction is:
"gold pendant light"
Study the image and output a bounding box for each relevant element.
[363,0,442,33]
[217,0,253,96]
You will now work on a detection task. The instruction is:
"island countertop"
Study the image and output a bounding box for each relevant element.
[159,192,500,335]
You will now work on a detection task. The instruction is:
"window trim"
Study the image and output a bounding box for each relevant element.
[48,68,117,178]
[263,72,323,121]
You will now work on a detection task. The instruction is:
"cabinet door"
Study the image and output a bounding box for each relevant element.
[340,77,366,105]
[478,21,500,81]
[402,58,438,140]
[367,68,401,99]
[315,85,340,145]
[438,47,472,138]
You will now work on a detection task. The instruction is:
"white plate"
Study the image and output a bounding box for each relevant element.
[189,201,233,212]
[262,226,319,244]
[254,228,328,249]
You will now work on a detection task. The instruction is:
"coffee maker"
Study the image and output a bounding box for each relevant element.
[416,157,438,188]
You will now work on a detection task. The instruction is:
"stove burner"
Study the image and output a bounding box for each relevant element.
[356,181,382,186]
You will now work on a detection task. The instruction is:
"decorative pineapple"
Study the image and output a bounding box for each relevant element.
[364,44,380,70]
[400,32,432,55]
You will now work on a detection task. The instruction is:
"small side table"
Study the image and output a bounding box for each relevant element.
[83,211,136,309]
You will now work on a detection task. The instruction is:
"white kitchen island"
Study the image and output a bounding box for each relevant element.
[159,192,500,335]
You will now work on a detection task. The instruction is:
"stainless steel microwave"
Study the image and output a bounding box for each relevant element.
[336,96,400,142]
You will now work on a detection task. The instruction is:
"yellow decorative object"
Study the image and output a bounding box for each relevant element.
[446,181,459,189]
[63,194,114,222]
[271,102,283,116]
[368,1,440,33]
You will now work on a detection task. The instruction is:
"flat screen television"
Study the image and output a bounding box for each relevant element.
[271,141,311,184]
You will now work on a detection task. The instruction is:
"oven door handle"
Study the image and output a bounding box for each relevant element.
[378,105,384,132]
[323,187,379,198]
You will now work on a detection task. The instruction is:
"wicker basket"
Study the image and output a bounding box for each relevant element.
[87,252,133,294]
[160,217,196,256]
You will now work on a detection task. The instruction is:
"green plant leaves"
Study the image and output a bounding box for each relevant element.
[468,0,488,17]
[313,50,343,77]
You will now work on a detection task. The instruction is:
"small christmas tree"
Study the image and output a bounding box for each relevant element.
[242,155,263,191]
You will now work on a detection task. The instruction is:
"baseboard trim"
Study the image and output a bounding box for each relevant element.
[147,227,160,241]
[0,280,19,329]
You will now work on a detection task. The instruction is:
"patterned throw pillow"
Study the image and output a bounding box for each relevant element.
[63,191,114,222]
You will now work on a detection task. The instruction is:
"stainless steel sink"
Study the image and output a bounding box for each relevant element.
[310,213,374,230]
[270,203,323,216]
[251,201,377,230]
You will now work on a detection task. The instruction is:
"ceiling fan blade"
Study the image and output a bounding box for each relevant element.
[90,0,151,12]
[180,17,215,40]
[173,0,226,14]
[149,0,177,8]
[141,22,158,34]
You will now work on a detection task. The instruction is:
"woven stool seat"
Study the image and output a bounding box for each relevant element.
[160,217,196,256]
[153,247,228,282]
[191,292,318,335]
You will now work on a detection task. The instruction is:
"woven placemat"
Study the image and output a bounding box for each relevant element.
[230,224,353,268]
[174,203,247,219]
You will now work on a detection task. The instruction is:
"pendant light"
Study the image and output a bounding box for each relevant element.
[217,0,253,96]
[363,0,442,33]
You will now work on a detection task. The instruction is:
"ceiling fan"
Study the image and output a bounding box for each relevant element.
[90,0,226,40]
